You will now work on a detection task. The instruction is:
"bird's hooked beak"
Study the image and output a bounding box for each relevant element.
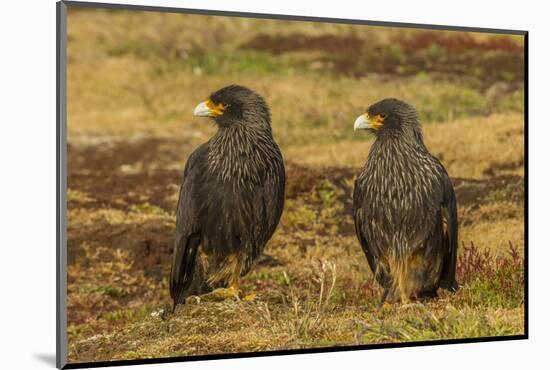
[354,113,384,131]
[193,99,226,118]
[354,114,369,131]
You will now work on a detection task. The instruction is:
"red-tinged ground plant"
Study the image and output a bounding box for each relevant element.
[456,241,524,308]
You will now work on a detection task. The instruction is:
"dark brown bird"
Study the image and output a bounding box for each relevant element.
[170,85,285,307]
[352,98,458,303]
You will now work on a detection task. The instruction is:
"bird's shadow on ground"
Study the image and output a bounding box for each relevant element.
[33,353,56,367]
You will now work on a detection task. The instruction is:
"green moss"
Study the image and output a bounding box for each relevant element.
[94,285,128,298]
[283,203,317,228]
[500,90,525,112]
[356,305,520,344]
[465,268,524,309]
[316,180,338,209]
[105,305,155,323]
[484,184,516,203]
[419,87,488,123]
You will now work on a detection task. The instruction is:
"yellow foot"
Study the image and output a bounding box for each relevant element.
[203,286,241,301]
[242,293,257,301]
[201,285,257,302]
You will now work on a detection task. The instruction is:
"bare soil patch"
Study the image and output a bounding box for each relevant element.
[241,32,524,89]
[68,138,524,214]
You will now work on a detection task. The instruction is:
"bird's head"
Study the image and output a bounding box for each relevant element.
[193,85,271,128]
[354,98,422,140]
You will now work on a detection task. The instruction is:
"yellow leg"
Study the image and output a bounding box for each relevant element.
[228,280,241,299]
[242,292,257,301]
[232,277,258,301]
[203,285,240,301]
[202,270,258,302]
[227,279,258,301]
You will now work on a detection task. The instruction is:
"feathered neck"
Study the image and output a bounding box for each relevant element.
[372,125,427,155]
[208,123,280,186]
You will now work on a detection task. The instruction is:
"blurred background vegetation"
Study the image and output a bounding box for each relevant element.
[66,7,525,363]
[67,8,524,147]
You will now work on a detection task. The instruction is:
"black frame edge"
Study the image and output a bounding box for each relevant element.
[57,1,68,369]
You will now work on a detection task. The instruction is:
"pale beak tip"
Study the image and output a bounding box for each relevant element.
[354,114,369,132]
[193,101,210,117]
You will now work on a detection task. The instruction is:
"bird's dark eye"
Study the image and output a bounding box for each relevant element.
[380,113,387,118]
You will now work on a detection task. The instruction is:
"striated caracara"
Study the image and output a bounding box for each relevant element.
[170,85,285,308]
[352,98,458,303]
